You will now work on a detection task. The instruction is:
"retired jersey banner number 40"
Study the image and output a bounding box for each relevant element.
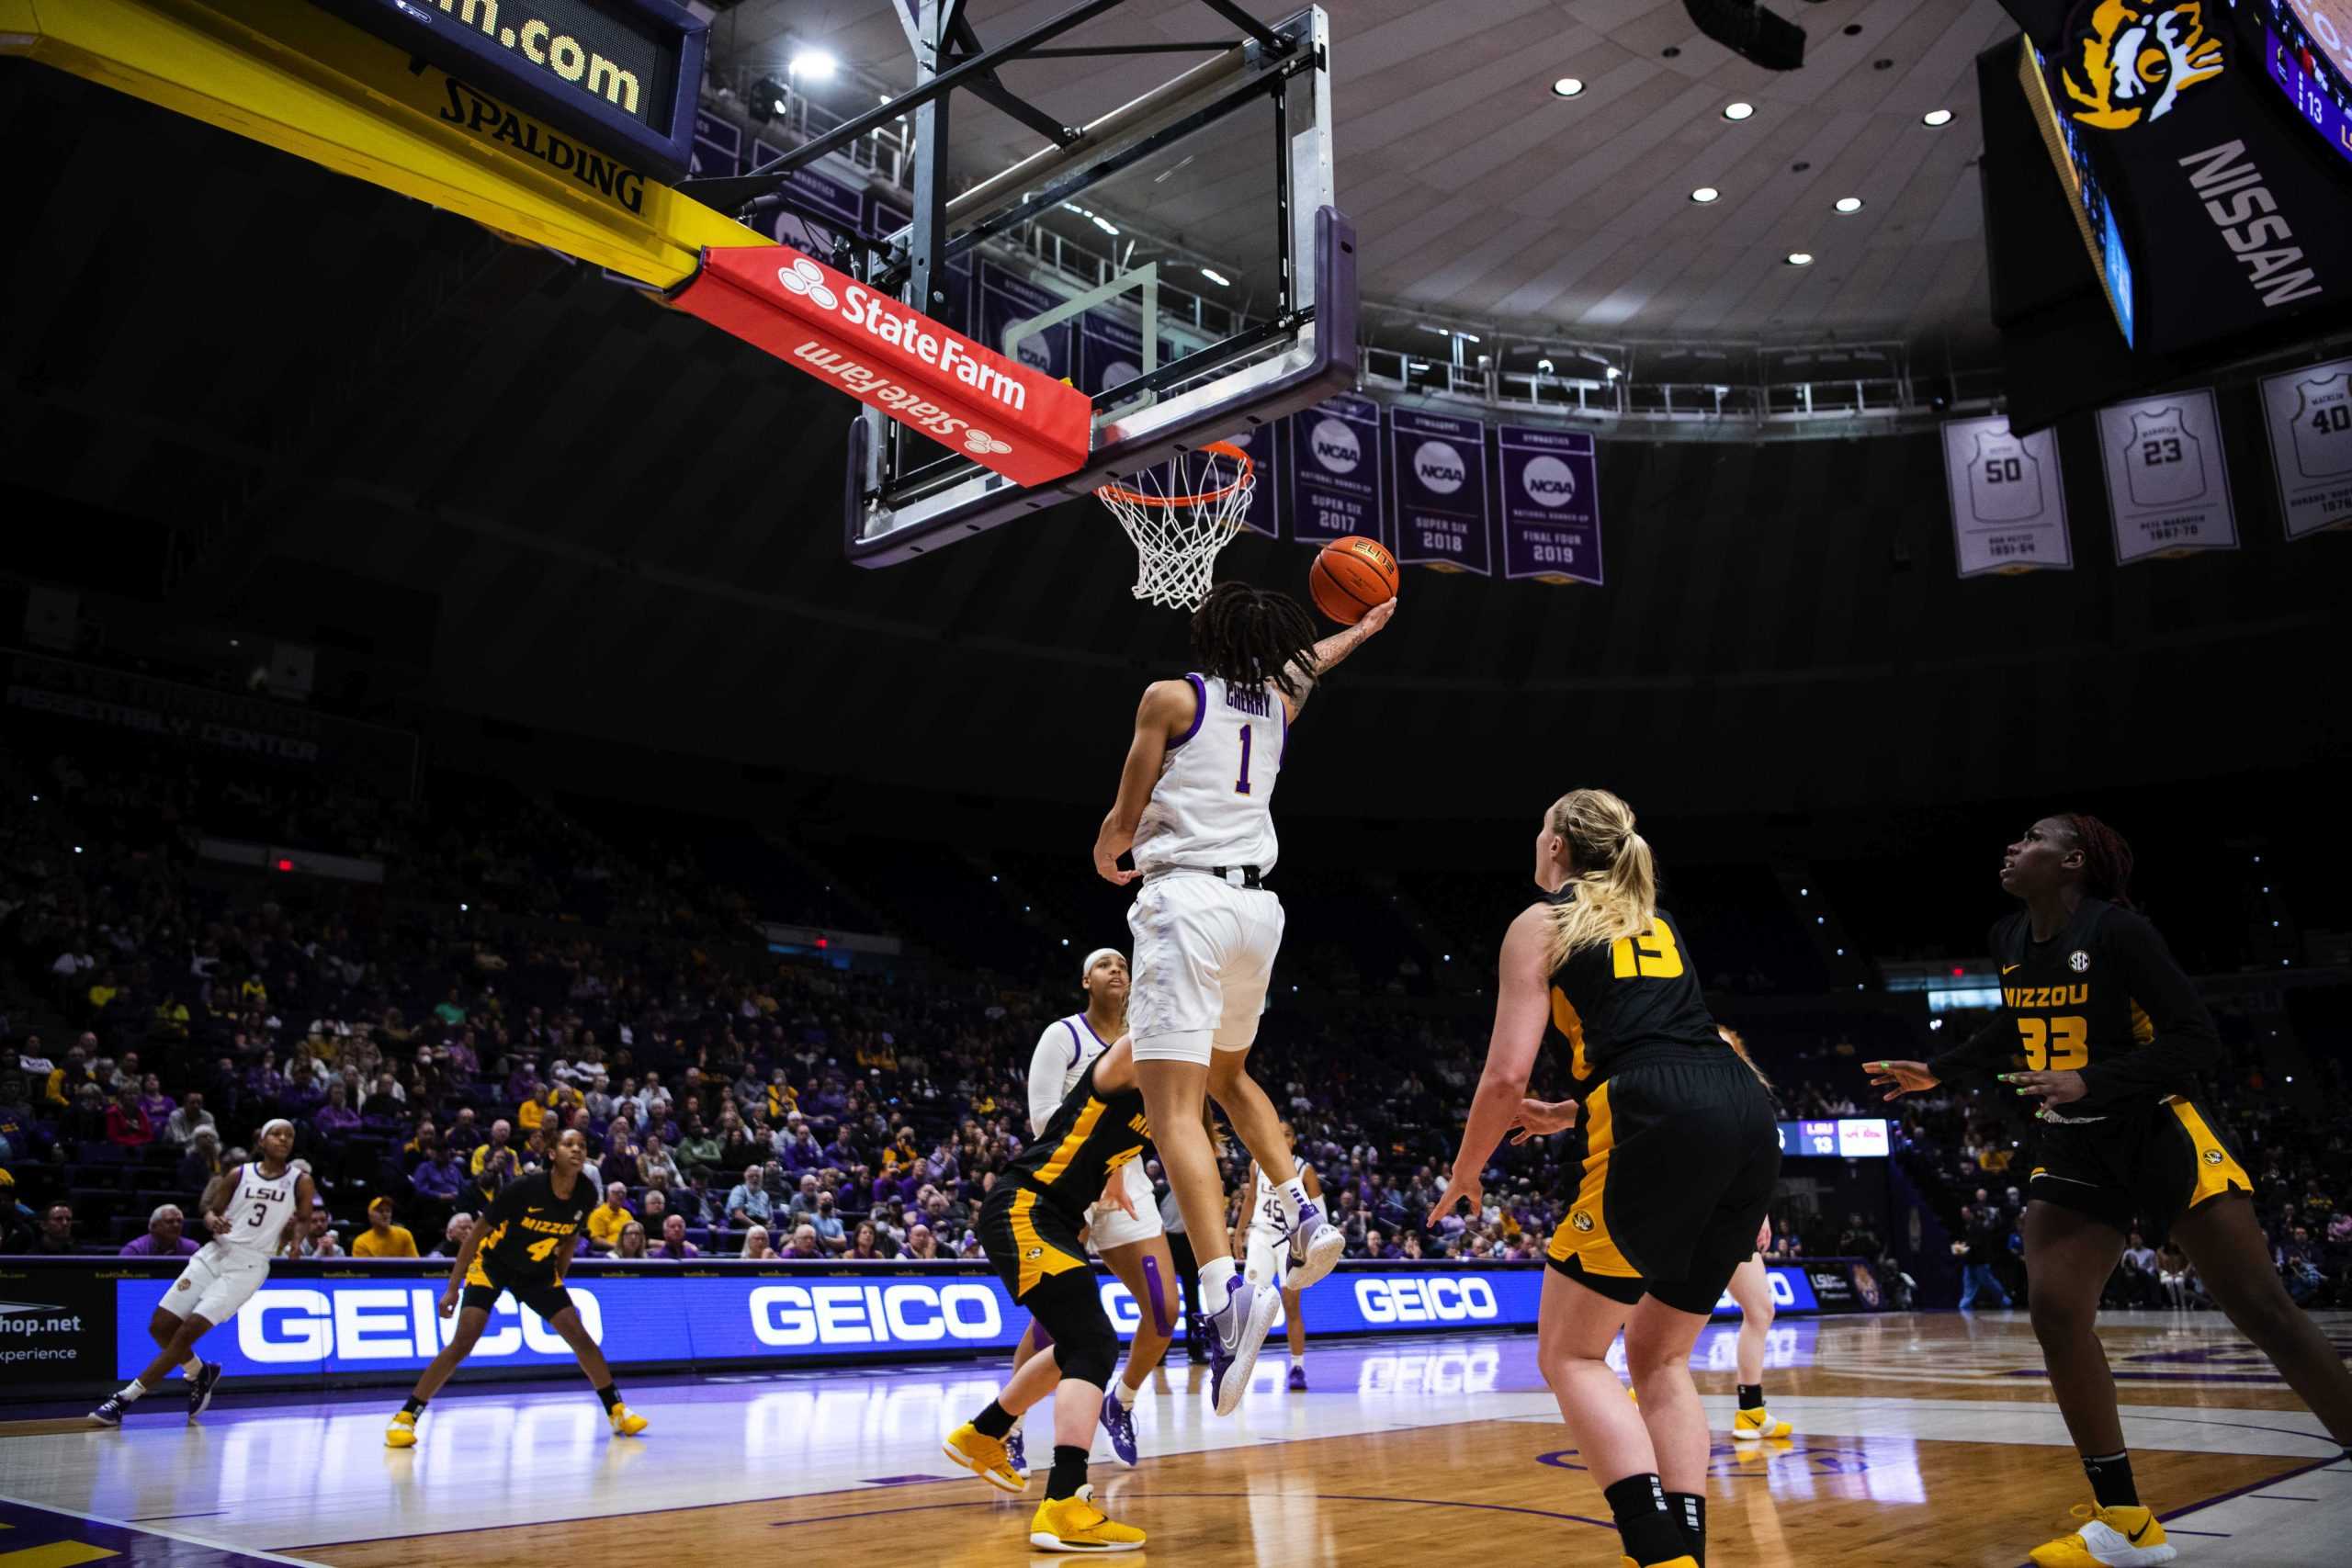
[1941,415,2072,577]
[2094,389,2239,564]
[2259,356,2352,540]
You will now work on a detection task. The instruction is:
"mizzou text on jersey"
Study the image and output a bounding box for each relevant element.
[464,1170,594,1319]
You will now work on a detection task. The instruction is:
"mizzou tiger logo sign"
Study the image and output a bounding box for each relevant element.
[2061,0,2228,130]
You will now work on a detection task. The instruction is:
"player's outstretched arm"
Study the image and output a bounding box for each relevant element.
[1432,903,1549,1224]
[1306,595,1395,676]
[1092,680,1193,885]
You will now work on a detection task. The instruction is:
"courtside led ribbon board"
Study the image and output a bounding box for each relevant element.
[2094,389,2239,563]
[2259,355,2352,538]
[673,246,1091,486]
[1496,425,1603,585]
[1388,407,1493,575]
[1941,414,2073,577]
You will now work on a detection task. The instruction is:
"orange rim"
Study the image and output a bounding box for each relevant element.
[1095,440,1254,508]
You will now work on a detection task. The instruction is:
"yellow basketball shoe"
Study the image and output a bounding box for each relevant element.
[1029,1485,1144,1552]
[1616,1559,1698,1568]
[1731,1404,1792,1440]
[944,1422,1026,1495]
[609,1404,649,1437]
[384,1410,418,1449]
[2028,1504,2177,1566]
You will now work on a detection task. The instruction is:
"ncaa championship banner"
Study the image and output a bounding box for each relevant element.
[1941,414,2073,576]
[1387,407,1493,574]
[2094,389,2239,562]
[2259,355,2352,538]
[1287,394,1386,547]
[1495,425,1603,585]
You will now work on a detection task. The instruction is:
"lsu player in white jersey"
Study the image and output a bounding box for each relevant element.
[92,1118,313,1425]
[1092,581,1394,1415]
[1001,946,1177,1472]
[1232,1120,1329,1391]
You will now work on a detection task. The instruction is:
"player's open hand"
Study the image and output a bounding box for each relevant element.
[1429,1173,1482,1228]
[206,1211,232,1236]
[1507,1097,1579,1144]
[438,1287,461,1320]
[2000,1068,2087,1111]
[1867,1060,1939,1101]
[1357,596,1397,636]
[1100,1173,1139,1221]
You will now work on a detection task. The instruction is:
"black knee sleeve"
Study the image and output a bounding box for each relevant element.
[1027,1271,1118,1388]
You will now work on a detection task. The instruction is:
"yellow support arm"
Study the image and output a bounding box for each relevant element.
[1,0,762,286]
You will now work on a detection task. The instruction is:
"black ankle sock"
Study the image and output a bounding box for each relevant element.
[400,1396,426,1417]
[2083,1450,2138,1510]
[1736,1382,1764,1412]
[1047,1444,1089,1501]
[595,1382,622,1414]
[1603,1473,1685,1566]
[974,1400,1016,1440]
[1666,1490,1706,1565]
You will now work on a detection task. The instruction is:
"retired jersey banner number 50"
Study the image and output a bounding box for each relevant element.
[1941,415,2072,578]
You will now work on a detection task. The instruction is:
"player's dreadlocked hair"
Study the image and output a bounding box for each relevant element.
[2052,813,2135,908]
[1190,581,1320,699]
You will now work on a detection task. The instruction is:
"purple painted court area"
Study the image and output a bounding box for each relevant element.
[0,1497,305,1565]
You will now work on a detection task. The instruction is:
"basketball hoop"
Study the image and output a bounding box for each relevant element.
[1095,441,1256,611]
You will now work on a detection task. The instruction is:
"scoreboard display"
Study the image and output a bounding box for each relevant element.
[308,0,705,179]
[2248,0,2352,167]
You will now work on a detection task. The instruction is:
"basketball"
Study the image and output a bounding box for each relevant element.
[1309,535,1398,625]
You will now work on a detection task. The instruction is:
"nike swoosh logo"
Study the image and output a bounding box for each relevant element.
[526,1207,543,1213]
[2001,964,2021,975]
[2129,1518,2153,1543]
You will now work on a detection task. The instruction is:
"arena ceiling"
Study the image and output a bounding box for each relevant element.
[5,62,2348,828]
[716,0,2008,349]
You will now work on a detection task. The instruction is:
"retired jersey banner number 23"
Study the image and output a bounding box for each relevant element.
[2094,389,2238,564]
[1941,415,2072,578]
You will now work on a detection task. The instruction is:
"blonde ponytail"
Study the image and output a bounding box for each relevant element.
[1542,789,1658,972]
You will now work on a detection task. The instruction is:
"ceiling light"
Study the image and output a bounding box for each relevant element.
[1690,186,1721,203]
[1537,358,1555,373]
[1786,251,1815,265]
[1604,366,1621,381]
[1723,102,1755,120]
[1835,196,1864,213]
[1552,78,1585,97]
[1199,266,1230,287]
[1091,214,1119,235]
[789,50,838,82]
[1921,107,1953,127]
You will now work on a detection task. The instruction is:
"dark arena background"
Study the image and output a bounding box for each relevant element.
[2,3,2349,1566]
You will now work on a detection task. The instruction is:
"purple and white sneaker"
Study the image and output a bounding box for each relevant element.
[1286,1363,1307,1392]
[1284,1199,1346,1291]
[1207,1274,1279,1416]
[1099,1391,1138,1466]
[1006,1427,1026,1475]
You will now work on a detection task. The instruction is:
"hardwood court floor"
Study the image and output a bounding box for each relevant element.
[4,1311,2346,1567]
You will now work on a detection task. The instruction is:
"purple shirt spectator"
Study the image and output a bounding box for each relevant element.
[119,1231,200,1257]
[412,1153,464,1201]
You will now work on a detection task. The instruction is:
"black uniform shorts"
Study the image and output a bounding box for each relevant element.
[978,1184,1110,1344]
[1545,1052,1781,1315]
[2029,1096,2251,1244]
[461,1264,574,1323]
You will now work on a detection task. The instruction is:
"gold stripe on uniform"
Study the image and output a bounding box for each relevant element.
[1545,1082,1637,1277]
[1010,1189,1087,1298]
[2170,1101,2252,1210]
[465,1221,509,1287]
[1035,1098,1107,1189]
[2129,999,2155,1046]
[1550,987,1589,1082]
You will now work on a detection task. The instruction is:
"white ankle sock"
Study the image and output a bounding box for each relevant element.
[1279,1179,1312,1225]
[119,1378,149,1402]
[182,1356,204,1378]
[1289,1354,1304,1371]
[1200,1255,1238,1304]
[1106,1382,1129,1412]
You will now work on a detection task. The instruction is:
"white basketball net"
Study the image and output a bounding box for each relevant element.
[1095,442,1256,611]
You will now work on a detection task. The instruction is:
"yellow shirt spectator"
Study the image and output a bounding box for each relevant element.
[516,1098,547,1133]
[88,981,119,1010]
[353,1214,419,1258]
[587,1194,633,1250]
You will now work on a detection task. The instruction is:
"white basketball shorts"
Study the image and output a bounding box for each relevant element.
[159,1248,268,1325]
[1126,874,1284,1065]
[1088,1159,1165,1251]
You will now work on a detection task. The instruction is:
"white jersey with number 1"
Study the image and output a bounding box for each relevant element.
[1133,673,1286,874]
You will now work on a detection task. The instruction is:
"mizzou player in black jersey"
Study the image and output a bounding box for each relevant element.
[383,1128,649,1449]
[944,1040,1151,1552]
[1872,815,2352,1568]
[1434,790,1775,1568]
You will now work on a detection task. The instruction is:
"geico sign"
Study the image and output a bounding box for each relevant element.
[237,1287,605,1363]
[750,1282,1003,1347]
[1351,1276,1498,1324]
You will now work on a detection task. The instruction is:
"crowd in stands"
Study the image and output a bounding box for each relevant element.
[3,739,2347,1319]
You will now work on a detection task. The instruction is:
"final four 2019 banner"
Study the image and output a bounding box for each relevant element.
[1497,425,1604,585]
[1287,394,1385,546]
[1387,407,1492,574]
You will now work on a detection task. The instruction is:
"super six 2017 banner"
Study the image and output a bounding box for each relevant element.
[1287,394,1385,546]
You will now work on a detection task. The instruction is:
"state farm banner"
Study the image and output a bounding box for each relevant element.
[1387,407,1492,574]
[673,245,1090,487]
[2095,389,2239,563]
[1940,414,2072,576]
[1496,425,1603,585]
[977,264,1074,381]
[1286,394,1385,546]
[2259,356,2352,539]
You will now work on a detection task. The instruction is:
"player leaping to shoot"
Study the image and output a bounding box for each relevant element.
[1092,581,1395,1415]
[385,1127,648,1448]
[92,1118,311,1426]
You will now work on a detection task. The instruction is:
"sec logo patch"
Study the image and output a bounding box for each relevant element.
[1571,1211,1595,1233]
[2068,950,2091,972]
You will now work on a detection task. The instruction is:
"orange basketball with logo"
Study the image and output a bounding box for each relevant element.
[1309,535,1397,625]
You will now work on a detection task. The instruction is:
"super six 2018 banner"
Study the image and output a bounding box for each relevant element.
[1387,407,1492,574]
